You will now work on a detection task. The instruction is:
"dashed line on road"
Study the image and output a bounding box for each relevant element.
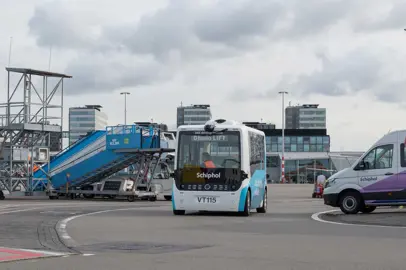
[311,209,406,229]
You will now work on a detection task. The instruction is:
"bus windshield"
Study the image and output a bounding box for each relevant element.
[176,130,242,191]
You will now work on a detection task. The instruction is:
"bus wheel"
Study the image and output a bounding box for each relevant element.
[242,190,251,217]
[164,196,172,201]
[339,191,361,214]
[360,205,376,214]
[257,189,267,213]
[173,210,185,215]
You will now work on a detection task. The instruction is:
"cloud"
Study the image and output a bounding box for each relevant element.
[234,47,406,103]
[64,52,172,95]
[27,0,406,97]
[351,0,406,32]
[28,0,362,58]
[28,1,103,50]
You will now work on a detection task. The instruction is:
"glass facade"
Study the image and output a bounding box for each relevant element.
[266,136,330,153]
[266,156,337,184]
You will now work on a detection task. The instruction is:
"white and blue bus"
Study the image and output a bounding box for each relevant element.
[172,119,267,216]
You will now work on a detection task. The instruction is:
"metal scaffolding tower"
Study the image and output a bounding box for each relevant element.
[0,67,72,197]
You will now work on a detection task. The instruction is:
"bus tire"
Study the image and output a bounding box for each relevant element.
[0,190,4,200]
[173,210,185,215]
[339,190,361,214]
[257,188,267,213]
[242,190,251,217]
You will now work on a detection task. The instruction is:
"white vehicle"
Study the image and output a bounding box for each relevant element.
[172,119,268,216]
[136,131,176,199]
[324,130,406,214]
[67,175,158,202]
[150,153,175,201]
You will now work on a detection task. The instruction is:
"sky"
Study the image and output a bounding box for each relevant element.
[1,0,406,152]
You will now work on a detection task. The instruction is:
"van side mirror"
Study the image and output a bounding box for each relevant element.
[266,174,270,179]
[356,161,365,170]
[241,171,249,180]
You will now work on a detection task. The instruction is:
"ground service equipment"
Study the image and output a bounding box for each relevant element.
[35,124,174,201]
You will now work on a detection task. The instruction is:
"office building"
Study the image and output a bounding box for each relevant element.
[69,105,108,145]
[285,104,326,129]
[176,104,212,127]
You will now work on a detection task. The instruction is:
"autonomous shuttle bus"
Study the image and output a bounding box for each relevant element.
[172,119,267,216]
[324,130,406,214]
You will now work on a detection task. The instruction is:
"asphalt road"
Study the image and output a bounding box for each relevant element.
[320,207,406,227]
[1,185,406,270]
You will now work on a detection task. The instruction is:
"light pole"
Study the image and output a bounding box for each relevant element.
[120,92,130,125]
[278,91,288,183]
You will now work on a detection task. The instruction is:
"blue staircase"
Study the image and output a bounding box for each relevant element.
[49,125,163,190]
[33,130,106,180]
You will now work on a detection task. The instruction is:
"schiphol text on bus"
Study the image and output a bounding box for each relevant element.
[171,119,269,216]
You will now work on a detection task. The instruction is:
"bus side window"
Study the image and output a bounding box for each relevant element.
[401,143,406,167]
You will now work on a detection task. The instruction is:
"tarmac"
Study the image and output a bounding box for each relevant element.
[0,185,406,270]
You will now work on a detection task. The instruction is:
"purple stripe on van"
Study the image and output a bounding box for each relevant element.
[360,172,406,192]
[362,189,404,193]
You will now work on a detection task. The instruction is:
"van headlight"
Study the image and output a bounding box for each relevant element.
[324,178,336,188]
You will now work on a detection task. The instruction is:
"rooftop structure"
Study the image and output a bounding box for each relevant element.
[243,122,276,130]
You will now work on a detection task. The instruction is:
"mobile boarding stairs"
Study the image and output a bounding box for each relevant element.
[34,124,174,201]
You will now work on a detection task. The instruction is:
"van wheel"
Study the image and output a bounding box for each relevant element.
[339,191,361,214]
[257,189,267,213]
[360,205,376,214]
[173,210,185,215]
[242,190,251,216]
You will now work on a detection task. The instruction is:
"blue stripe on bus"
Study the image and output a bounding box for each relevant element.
[238,170,266,212]
[172,186,176,210]
[238,185,249,211]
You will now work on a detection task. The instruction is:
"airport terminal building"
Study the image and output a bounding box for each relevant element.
[170,121,363,184]
[244,123,363,183]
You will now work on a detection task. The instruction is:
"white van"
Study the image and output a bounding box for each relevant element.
[323,130,406,214]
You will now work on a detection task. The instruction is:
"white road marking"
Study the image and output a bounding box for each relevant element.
[40,211,81,215]
[7,247,72,257]
[311,209,406,229]
[0,208,43,215]
[56,206,166,247]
